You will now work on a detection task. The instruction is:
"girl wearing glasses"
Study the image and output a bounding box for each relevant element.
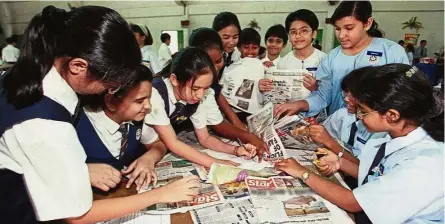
[274,1,409,118]
[0,6,201,223]
[275,64,444,224]
[260,9,326,101]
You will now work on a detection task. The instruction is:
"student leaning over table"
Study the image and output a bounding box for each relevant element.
[276,64,444,224]
[0,5,201,223]
[76,65,169,192]
[274,1,409,118]
[145,47,260,168]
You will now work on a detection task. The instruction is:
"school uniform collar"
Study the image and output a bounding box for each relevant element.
[83,107,133,135]
[42,66,79,115]
[264,55,281,63]
[141,45,153,51]
[384,127,428,157]
[163,77,187,105]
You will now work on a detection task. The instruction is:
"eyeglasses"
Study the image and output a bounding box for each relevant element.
[289,28,312,37]
[266,38,284,45]
[356,107,377,119]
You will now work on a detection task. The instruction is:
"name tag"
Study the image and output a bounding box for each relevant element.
[356,137,367,144]
[366,51,383,57]
[306,67,317,72]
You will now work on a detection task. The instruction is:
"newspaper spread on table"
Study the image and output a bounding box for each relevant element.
[246,176,333,224]
[263,69,311,105]
[191,198,259,224]
[247,103,288,161]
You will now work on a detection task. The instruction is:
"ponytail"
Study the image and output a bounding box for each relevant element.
[3,6,67,108]
[423,89,444,142]
[367,20,385,38]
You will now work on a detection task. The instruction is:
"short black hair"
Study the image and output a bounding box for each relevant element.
[161,33,171,43]
[330,1,380,37]
[189,27,223,52]
[212,12,241,32]
[285,9,319,33]
[5,37,16,44]
[130,24,153,46]
[259,46,266,55]
[420,40,427,44]
[265,24,288,44]
[398,40,405,45]
[238,28,261,47]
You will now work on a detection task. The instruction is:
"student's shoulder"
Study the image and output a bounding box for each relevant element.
[375,38,405,52]
[314,48,327,59]
[330,107,349,118]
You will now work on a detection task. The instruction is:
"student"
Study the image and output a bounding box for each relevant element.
[261,24,288,75]
[274,1,409,118]
[414,39,428,64]
[188,27,268,162]
[1,36,20,63]
[77,65,166,192]
[189,27,247,131]
[276,64,444,224]
[406,44,415,65]
[213,12,242,67]
[398,40,405,47]
[145,47,258,168]
[158,33,172,69]
[260,10,326,97]
[219,28,265,116]
[131,24,162,74]
[308,70,377,165]
[0,6,200,223]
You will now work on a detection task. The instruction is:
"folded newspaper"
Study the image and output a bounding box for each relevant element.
[246,176,333,224]
[247,103,288,162]
[263,69,311,105]
[274,114,321,151]
[207,163,278,185]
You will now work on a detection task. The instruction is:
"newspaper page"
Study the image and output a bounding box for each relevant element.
[191,198,259,224]
[247,103,288,161]
[220,58,264,113]
[263,69,311,105]
[246,176,333,224]
[274,114,320,151]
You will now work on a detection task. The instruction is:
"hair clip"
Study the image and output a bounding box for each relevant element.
[405,66,418,78]
[108,85,121,95]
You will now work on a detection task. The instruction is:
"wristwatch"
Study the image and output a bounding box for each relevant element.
[301,171,311,183]
[338,147,345,159]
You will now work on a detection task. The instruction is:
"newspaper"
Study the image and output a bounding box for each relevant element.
[191,198,260,224]
[247,103,288,162]
[101,212,170,224]
[263,69,311,105]
[275,114,320,151]
[246,176,333,224]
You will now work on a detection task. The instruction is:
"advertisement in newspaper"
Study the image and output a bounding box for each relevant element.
[220,58,264,114]
[247,103,288,162]
[191,198,259,224]
[246,176,332,224]
[263,69,311,105]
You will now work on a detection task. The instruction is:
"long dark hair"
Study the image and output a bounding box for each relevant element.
[212,12,241,32]
[3,5,141,108]
[159,47,216,87]
[352,64,444,142]
[130,24,154,46]
[331,1,380,38]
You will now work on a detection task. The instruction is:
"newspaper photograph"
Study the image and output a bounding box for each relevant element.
[247,103,288,162]
[275,114,320,151]
[246,176,332,224]
[191,198,259,224]
[263,69,311,105]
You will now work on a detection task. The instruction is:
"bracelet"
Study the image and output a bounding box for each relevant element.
[234,146,241,157]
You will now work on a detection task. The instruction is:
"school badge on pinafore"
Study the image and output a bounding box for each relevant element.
[136,128,142,140]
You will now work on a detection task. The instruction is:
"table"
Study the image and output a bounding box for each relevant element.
[416,63,440,85]
[93,178,194,224]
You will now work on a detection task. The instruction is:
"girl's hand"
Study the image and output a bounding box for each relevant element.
[303,74,318,91]
[309,125,336,146]
[235,144,257,160]
[158,176,202,202]
[314,149,341,177]
[274,158,307,178]
[259,79,273,92]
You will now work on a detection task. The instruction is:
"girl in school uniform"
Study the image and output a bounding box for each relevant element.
[0,6,200,223]
[276,64,444,224]
[189,27,269,158]
[131,24,163,74]
[78,65,167,192]
[213,11,242,67]
[259,9,326,104]
[275,1,410,118]
[145,47,258,168]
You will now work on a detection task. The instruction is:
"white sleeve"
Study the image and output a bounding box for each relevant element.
[190,89,224,129]
[6,119,92,221]
[148,54,162,74]
[159,45,172,61]
[353,155,444,224]
[144,88,171,126]
[140,123,159,145]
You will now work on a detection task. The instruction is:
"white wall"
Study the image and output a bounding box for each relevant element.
[0,1,443,55]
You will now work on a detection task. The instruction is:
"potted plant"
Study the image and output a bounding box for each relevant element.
[248,19,261,31]
[402,16,424,33]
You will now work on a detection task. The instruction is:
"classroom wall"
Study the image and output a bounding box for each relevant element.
[0,1,443,55]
